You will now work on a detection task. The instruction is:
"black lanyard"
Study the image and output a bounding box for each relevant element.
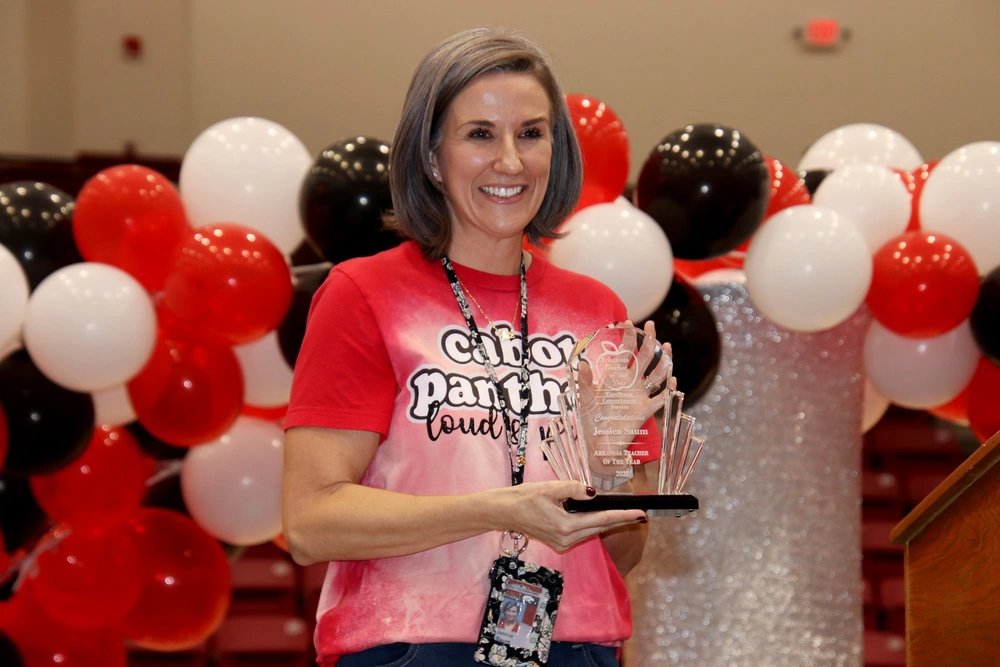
[441,256,530,486]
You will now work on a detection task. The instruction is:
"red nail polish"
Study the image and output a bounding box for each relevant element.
[585,486,597,497]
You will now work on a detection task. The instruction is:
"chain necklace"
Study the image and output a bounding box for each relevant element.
[455,278,520,341]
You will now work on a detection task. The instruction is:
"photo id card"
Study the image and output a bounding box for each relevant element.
[474,556,563,666]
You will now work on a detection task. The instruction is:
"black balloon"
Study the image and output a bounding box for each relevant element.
[647,276,721,405]
[799,169,831,196]
[289,238,326,267]
[0,181,82,290]
[299,136,401,263]
[0,471,49,554]
[970,266,1000,363]
[278,266,331,368]
[0,351,94,475]
[126,421,189,461]
[141,468,190,516]
[635,124,769,259]
[0,630,24,666]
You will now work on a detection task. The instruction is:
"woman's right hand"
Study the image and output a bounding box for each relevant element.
[482,480,646,553]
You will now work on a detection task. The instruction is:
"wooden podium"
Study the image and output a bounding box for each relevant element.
[890,430,1000,666]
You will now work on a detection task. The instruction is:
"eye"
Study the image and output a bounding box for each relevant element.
[468,127,492,140]
[521,126,545,139]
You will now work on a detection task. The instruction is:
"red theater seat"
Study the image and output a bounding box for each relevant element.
[213,614,312,666]
[863,630,906,666]
[229,556,299,615]
[878,576,906,635]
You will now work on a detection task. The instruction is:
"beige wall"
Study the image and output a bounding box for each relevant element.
[4,0,999,181]
[0,0,31,155]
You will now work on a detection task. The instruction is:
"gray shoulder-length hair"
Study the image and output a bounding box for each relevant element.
[384,27,583,259]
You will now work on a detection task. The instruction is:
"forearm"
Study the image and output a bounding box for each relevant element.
[283,427,648,567]
[284,483,503,565]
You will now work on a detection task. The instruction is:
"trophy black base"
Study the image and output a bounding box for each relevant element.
[564,492,699,517]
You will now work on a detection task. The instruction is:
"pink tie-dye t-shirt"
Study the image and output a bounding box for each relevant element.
[286,241,654,663]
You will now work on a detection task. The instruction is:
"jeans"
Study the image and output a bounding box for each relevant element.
[337,641,620,666]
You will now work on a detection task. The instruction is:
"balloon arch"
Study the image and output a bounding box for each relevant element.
[1,102,999,661]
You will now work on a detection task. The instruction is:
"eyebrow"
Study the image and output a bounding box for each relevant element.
[459,116,550,129]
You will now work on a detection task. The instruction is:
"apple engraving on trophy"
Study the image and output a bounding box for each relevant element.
[593,340,639,391]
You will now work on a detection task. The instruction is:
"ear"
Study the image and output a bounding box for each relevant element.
[429,152,441,182]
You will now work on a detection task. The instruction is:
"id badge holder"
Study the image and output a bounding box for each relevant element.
[474,531,564,666]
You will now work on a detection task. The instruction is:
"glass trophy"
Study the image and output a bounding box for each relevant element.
[541,322,703,516]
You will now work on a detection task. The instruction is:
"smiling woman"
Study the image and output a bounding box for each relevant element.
[282,27,672,667]
[432,72,553,272]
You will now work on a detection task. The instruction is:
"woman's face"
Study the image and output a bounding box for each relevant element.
[433,71,552,253]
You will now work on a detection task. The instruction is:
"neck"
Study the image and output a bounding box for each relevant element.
[446,236,526,275]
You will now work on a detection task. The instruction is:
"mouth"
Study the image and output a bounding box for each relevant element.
[479,185,525,199]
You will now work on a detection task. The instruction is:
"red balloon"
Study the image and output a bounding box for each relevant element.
[3,590,127,667]
[966,358,1000,443]
[242,402,287,422]
[161,223,293,345]
[127,332,243,446]
[565,94,629,209]
[674,256,742,280]
[927,384,970,426]
[72,165,191,292]
[120,509,231,651]
[30,425,153,529]
[866,231,980,337]
[764,155,811,219]
[27,524,142,629]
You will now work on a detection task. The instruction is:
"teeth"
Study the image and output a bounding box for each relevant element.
[481,186,524,198]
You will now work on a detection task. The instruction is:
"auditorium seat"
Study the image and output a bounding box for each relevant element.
[299,562,328,619]
[212,614,312,666]
[229,556,299,615]
[861,470,904,519]
[863,630,906,666]
[901,469,950,508]
[127,644,208,667]
[877,576,906,635]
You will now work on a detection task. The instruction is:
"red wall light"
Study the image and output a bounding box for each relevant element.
[121,34,143,59]
[804,18,841,47]
[794,18,850,51]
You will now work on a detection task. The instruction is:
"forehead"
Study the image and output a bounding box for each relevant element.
[445,71,551,122]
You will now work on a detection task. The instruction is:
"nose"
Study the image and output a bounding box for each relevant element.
[494,135,523,174]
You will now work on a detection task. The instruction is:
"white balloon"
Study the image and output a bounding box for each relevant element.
[92,384,136,426]
[812,164,911,253]
[919,141,1000,274]
[798,123,924,172]
[744,205,872,332]
[0,245,29,352]
[23,263,157,392]
[180,117,311,255]
[863,320,979,409]
[181,417,285,546]
[548,201,673,321]
[860,378,890,433]
[234,331,294,408]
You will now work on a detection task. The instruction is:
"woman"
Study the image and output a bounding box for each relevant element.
[283,27,670,667]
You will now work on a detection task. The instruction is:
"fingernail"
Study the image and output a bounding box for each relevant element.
[585,486,597,497]
[637,515,649,524]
